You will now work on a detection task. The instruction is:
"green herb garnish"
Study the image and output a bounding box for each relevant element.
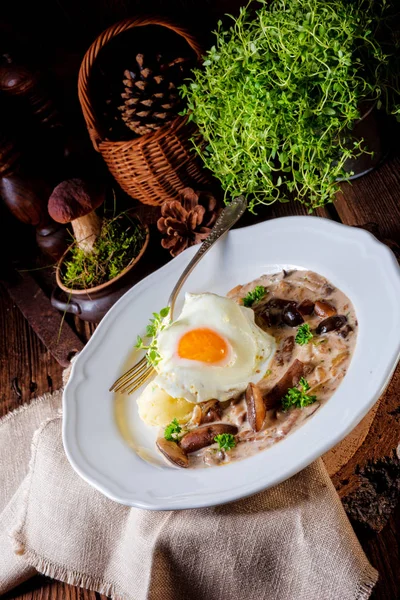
[164,418,182,442]
[214,433,236,451]
[243,285,267,307]
[282,377,317,411]
[295,324,314,346]
[135,306,170,367]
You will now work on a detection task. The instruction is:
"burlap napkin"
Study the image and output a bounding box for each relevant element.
[0,384,378,600]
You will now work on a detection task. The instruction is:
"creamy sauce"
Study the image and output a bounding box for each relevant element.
[189,269,357,468]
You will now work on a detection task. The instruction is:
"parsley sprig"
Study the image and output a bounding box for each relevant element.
[135,306,170,367]
[282,377,317,411]
[214,433,236,451]
[164,418,182,442]
[243,285,267,307]
[295,323,314,346]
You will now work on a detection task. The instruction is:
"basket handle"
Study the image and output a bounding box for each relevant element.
[78,17,203,152]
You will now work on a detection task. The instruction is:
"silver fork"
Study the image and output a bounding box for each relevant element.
[109,195,248,395]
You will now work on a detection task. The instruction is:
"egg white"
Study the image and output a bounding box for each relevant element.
[153,293,276,403]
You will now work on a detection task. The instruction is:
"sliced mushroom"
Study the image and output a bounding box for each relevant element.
[245,383,266,432]
[275,335,295,366]
[180,423,238,454]
[338,324,353,338]
[227,284,243,300]
[331,351,350,368]
[190,405,203,427]
[201,400,223,424]
[316,315,347,335]
[264,359,305,409]
[324,284,335,295]
[282,303,304,327]
[298,299,315,316]
[156,438,189,468]
[314,301,337,318]
[267,297,291,309]
[261,297,288,326]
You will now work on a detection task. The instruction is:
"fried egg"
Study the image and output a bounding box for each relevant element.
[152,293,275,404]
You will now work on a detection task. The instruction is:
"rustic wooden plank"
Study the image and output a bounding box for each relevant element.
[335,151,400,242]
[367,504,400,600]
[1,576,108,600]
[331,367,400,530]
[0,285,64,417]
[2,271,84,367]
[323,403,381,477]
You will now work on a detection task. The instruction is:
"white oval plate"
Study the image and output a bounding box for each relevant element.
[63,216,400,510]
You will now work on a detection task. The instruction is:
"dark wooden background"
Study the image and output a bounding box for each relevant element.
[1,1,400,599]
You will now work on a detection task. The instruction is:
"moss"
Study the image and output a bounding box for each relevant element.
[61,214,146,290]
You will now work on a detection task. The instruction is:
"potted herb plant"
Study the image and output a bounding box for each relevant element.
[49,179,149,322]
[181,0,400,212]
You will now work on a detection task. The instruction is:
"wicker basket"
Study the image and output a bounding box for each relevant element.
[78,17,210,206]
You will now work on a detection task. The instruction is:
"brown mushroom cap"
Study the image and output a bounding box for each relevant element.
[48,179,105,224]
[156,438,189,468]
[180,423,238,454]
[245,383,266,432]
[264,359,305,410]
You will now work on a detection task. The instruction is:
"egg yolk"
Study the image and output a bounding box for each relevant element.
[177,328,228,364]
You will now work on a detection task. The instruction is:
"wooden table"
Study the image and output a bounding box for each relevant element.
[1,147,400,600]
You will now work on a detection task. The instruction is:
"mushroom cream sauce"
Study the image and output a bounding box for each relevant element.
[116,269,357,468]
[187,269,358,467]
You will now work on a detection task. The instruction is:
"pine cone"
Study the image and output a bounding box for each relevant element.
[157,188,220,256]
[118,53,191,137]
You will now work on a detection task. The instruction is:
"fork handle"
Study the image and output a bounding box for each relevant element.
[167,195,247,320]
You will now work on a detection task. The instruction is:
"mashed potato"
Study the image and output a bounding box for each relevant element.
[137,383,193,427]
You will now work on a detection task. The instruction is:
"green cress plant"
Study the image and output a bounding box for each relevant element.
[181,0,399,212]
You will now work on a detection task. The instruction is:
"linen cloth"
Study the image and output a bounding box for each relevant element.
[0,385,378,600]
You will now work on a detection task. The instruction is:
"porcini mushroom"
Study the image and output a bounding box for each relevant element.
[245,383,266,432]
[264,359,305,409]
[201,400,223,424]
[316,315,347,335]
[156,438,189,468]
[314,301,337,318]
[48,179,105,254]
[180,423,238,454]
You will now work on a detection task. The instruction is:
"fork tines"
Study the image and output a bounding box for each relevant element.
[109,356,150,393]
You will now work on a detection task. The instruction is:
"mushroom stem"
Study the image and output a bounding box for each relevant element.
[71,211,102,254]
